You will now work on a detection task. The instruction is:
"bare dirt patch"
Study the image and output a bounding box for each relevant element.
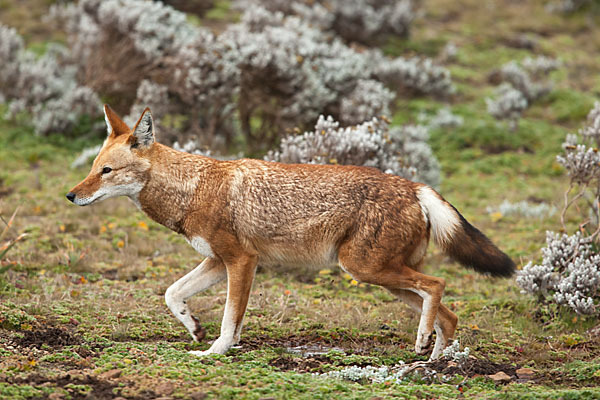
[13,327,82,349]
[268,355,331,372]
[428,357,519,378]
[2,373,120,399]
[3,325,105,360]
[239,334,530,380]
[237,332,407,355]
[1,370,182,399]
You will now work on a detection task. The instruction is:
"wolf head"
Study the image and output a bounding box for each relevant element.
[66,105,155,206]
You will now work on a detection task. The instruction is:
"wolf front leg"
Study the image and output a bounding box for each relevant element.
[165,257,226,341]
[190,252,258,356]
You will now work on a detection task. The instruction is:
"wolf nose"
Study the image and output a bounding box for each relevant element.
[66,192,76,202]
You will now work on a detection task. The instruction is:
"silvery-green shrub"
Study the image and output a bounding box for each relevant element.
[234,0,417,45]
[518,105,600,315]
[487,57,559,129]
[265,115,440,187]
[486,84,528,130]
[0,25,101,135]
[517,232,599,315]
[50,1,452,150]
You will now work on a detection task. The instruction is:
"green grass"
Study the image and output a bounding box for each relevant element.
[1,0,600,398]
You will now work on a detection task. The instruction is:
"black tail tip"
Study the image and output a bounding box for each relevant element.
[487,254,516,277]
[449,214,517,278]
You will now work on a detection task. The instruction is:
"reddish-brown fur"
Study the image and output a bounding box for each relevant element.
[67,105,514,359]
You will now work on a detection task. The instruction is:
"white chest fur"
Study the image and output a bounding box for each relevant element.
[186,236,214,257]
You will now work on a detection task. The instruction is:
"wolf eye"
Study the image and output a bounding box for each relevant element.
[102,167,112,174]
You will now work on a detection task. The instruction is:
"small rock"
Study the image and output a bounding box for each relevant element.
[487,371,512,383]
[66,369,84,379]
[190,392,207,400]
[516,367,535,380]
[48,393,65,400]
[113,398,127,400]
[98,369,122,380]
[155,382,174,396]
[447,361,458,368]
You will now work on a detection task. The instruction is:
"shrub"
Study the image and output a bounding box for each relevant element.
[486,84,528,131]
[160,0,215,16]
[579,101,600,146]
[265,115,440,187]
[49,0,202,111]
[418,108,464,129]
[487,57,559,130]
[51,1,452,150]
[517,232,600,315]
[339,79,394,125]
[522,56,562,76]
[498,61,550,103]
[0,24,101,136]
[70,144,102,169]
[369,50,454,97]
[517,104,600,315]
[190,7,452,148]
[0,25,23,98]
[556,103,600,230]
[234,0,418,45]
[546,0,590,13]
[442,340,470,363]
[486,200,557,219]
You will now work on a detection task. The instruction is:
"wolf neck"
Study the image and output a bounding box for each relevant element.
[137,143,215,234]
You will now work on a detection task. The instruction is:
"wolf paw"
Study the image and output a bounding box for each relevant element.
[189,337,233,357]
[189,350,216,357]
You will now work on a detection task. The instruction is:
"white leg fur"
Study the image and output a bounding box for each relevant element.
[430,321,447,360]
[190,300,237,356]
[414,289,434,355]
[400,288,444,360]
[190,259,257,357]
[165,257,226,341]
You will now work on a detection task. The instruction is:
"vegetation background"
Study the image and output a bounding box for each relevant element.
[0,0,599,399]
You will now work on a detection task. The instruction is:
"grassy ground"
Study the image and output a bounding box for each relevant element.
[1,0,600,399]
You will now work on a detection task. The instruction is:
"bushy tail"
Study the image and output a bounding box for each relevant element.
[417,186,515,277]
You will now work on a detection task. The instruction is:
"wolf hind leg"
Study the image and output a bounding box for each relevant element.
[390,289,458,359]
[338,246,446,358]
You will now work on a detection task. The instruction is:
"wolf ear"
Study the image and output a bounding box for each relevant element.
[104,104,130,137]
[131,108,155,149]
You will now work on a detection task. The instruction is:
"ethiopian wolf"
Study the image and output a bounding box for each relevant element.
[67,105,515,359]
